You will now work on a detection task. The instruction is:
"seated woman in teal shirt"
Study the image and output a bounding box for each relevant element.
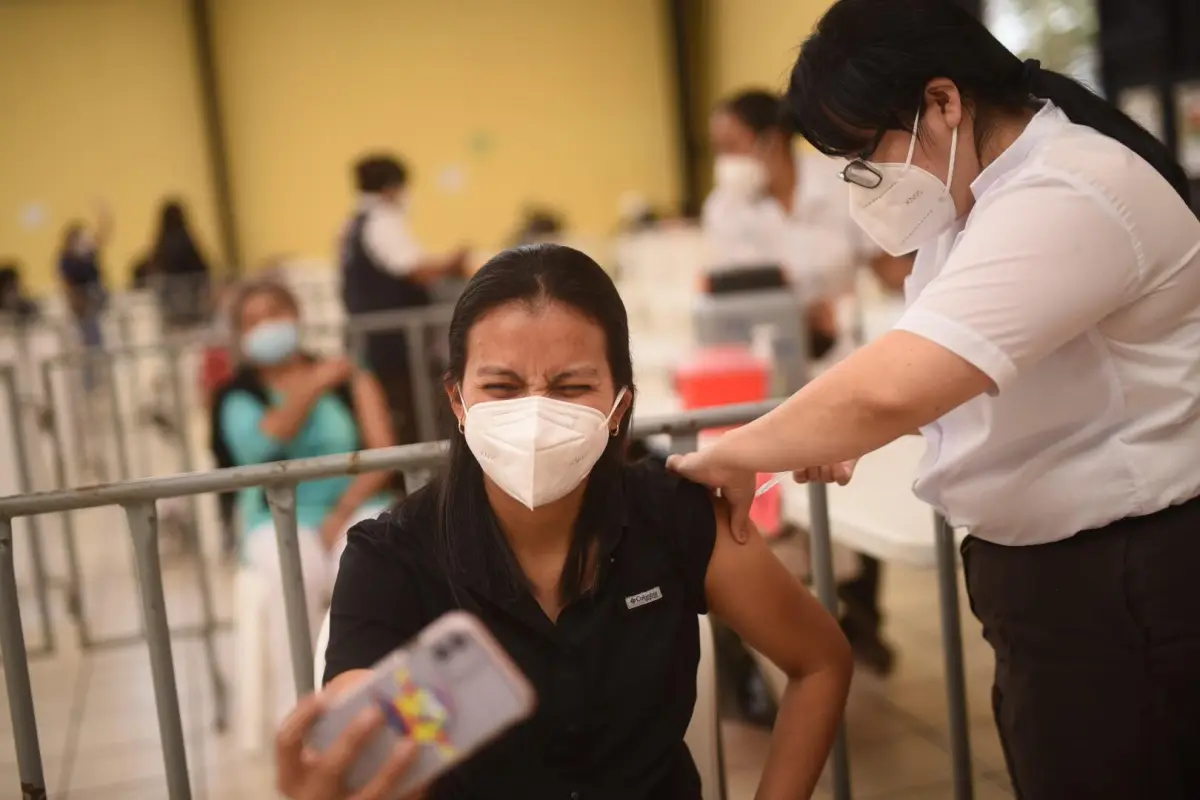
[215,278,395,722]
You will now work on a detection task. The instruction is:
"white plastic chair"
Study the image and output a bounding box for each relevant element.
[312,612,726,800]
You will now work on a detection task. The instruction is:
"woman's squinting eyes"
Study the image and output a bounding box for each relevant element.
[477,381,597,397]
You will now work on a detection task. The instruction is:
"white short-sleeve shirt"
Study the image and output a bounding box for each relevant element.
[355,194,424,276]
[897,102,1200,546]
[702,151,876,301]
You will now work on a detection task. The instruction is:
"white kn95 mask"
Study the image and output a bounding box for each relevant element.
[461,388,627,509]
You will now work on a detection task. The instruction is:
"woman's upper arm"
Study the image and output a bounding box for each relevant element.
[350,370,395,450]
[704,499,851,678]
[218,391,281,464]
[895,177,1139,391]
[324,517,422,685]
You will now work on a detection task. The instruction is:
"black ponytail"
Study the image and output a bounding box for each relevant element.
[787,0,1190,204]
[1028,66,1190,201]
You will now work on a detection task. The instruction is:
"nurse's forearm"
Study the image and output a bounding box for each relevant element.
[711,331,991,472]
[713,366,914,472]
[757,666,851,800]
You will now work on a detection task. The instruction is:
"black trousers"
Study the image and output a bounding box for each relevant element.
[962,496,1200,800]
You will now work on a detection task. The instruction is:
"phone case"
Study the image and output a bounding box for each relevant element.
[307,611,537,797]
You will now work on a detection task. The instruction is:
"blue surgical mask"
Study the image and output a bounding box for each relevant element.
[242,320,299,365]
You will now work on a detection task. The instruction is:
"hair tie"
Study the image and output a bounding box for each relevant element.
[1021,58,1042,89]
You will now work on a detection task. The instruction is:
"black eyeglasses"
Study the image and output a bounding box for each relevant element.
[839,160,883,189]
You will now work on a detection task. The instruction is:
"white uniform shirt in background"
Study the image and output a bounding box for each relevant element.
[897,102,1200,546]
[702,151,873,301]
[357,193,424,276]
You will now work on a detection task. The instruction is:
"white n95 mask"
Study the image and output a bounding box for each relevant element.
[714,155,768,200]
[845,108,959,257]
[462,388,627,509]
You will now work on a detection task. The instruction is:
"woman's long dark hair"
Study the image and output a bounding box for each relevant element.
[431,243,635,604]
[786,0,1190,203]
[153,199,210,275]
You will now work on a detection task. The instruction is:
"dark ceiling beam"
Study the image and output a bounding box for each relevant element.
[186,0,241,273]
[665,0,704,219]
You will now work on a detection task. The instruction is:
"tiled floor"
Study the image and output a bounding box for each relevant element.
[1,501,1016,799]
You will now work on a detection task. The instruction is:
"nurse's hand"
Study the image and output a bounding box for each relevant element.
[792,459,857,486]
[276,693,418,800]
[666,451,757,543]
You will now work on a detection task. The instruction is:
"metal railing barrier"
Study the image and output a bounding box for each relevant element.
[31,304,456,655]
[0,399,974,800]
[37,343,220,660]
[0,366,53,659]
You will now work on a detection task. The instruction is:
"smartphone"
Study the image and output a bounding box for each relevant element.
[307,611,537,797]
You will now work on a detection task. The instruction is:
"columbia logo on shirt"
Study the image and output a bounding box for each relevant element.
[625,587,663,610]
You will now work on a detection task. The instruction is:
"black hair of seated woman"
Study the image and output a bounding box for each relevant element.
[433,243,636,604]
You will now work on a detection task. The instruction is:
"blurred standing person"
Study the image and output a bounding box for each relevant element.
[151,199,213,333]
[59,200,112,353]
[703,89,908,681]
[705,89,912,354]
[59,201,112,394]
[339,154,467,450]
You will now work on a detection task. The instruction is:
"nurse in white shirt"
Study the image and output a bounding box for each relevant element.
[703,89,912,356]
[702,88,904,679]
[670,1,1200,798]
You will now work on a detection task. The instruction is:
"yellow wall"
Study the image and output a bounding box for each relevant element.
[0,0,220,291]
[2,0,832,288]
[704,0,831,104]
[687,0,832,196]
[210,0,682,268]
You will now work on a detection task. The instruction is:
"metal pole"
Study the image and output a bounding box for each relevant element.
[165,345,228,730]
[264,484,315,699]
[348,330,366,367]
[14,319,32,391]
[65,355,101,482]
[3,369,54,655]
[165,346,203,528]
[405,319,437,442]
[123,502,193,800]
[401,469,431,494]
[0,517,48,800]
[117,306,134,351]
[935,513,974,800]
[808,482,852,800]
[104,353,134,481]
[40,362,89,647]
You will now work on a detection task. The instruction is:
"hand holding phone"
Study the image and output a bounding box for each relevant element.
[302,611,536,799]
[276,693,419,800]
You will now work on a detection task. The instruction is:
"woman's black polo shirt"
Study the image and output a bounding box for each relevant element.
[324,460,718,800]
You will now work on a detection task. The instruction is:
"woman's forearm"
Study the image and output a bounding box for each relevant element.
[260,383,326,443]
[757,665,852,800]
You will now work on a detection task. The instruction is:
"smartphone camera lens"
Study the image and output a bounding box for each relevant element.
[448,633,466,651]
[433,645,450,662]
